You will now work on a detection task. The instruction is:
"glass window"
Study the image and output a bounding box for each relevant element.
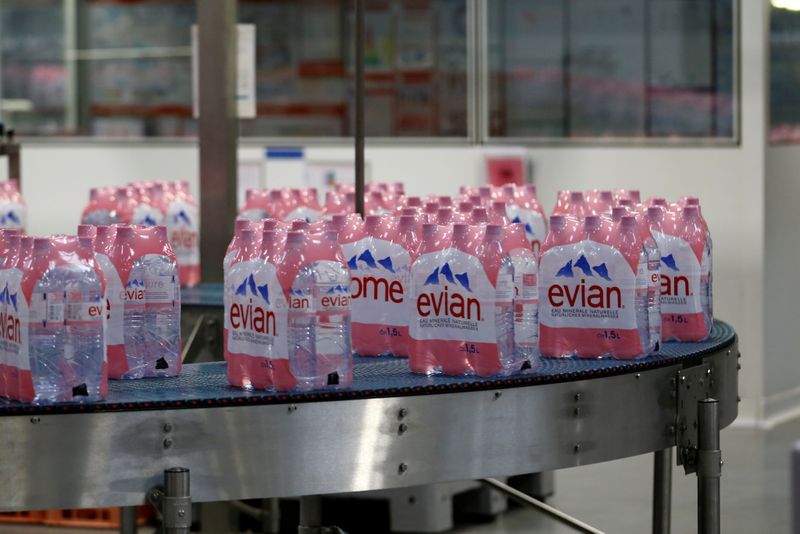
[240,0,469,138]
[0,0,67,135]
[487,0,736,140]
[770,2,800,143]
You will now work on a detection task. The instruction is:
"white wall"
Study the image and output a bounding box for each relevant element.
[2,0,768,423]
[764,146,800,421]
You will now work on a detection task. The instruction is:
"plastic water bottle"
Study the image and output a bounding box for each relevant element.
[65,239,105,400]
[143,228,180,377]
[481,225,515,373]
[117,226,147,379]
[29,239,67,402]
[312,236,352,388]
[644,232,662,351]
[286,233,318,390]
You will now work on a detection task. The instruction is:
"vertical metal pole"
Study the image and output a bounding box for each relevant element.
[792,441,800,534]
[354,0,365,217]
[119,506,138,534]
[163,467,191,534]
[652,448,672,534]
[697,399,721,534]
[197,0,238,283]
[298,495,323,534]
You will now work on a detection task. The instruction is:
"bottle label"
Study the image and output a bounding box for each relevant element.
[145,275,176,305]
[30,293,65,324]
[345,238,411,324]
[132,204,163,226]
[0,268,29,370]
[285,206,321,223]
[0,201,25,230]
[309,260,351,311]
[166,199,200,266]
[539,241,637,329]
[410,248,497,343]
[66,298,104,324]
[225,259,289,359]
[508,207,547,257]
[651,231,703,315]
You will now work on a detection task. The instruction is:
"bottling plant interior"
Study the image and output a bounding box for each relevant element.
[0,1,795,533]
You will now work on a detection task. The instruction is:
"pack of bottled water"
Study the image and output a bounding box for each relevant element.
[87,224,181,379]
[80,181,199,287]
[224,219,353,391]
[0,231,106,403]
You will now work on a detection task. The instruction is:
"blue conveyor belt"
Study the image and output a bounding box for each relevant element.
[0,321,735,415]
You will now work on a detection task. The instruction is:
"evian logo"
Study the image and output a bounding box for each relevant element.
[122,279,145,301]
[0,283,20,344]
[423,262,472,292]
[236,273,270,303]
[659,254,690,296]
[555,255,612,281]
[172,210,193,227]
[0,210,21,226]
[348,249,404,303]
[548,254,621,309]
[0,283,18,312]
[417,262,480,321]
[230,273,276,335]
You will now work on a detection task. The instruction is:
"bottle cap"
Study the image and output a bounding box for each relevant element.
[478,186,492,199]
[405,196,422,207]
[424,202,439,214]
[611,206,628,221]
[468,194,482,205]
[291,220,310,231]
[77,224,95,238]
[585,215,601,231]
[438,196,453,207]
[436,208,453,224]
[523,184,537,196]
[453,223,469,239]
[569,191,584,203]
[683,205,699,218]
[401,207,419,216]
[457,201,473,213]
[33,237,52,252]
[650,197,667,206]
[286,231,304,248]
[235,219,254,233]
[364,215,381,230]
[422,223,437,240]
[398,215,416,230]
[620,215,637,230]
[599,190,614,203]
[115,225,133,238]
[684,196,700,206]
[485,224,502,240]
[471,207,489,224]
[550,215,565,230]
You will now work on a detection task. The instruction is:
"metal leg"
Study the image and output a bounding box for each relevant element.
[652,448,672,534]
[298,496,322,534]
[697,399,721,534]
[792,442,800,534]
[119,506,138,534]
[149,467,192,534]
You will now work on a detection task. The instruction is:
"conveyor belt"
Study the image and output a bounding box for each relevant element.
[0,321,735,415]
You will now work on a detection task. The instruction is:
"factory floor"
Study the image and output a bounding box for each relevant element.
[0,417,794,534]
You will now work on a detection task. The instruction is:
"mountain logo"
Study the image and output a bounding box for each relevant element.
[326,284,350,295]
[555,255,612,281]
[142,214,158,226]
[423,262,472,292]
[126,279,144,288]
[173,209,193,226]
[661,254,679,271]
[0,283,18,312]
[348,249,396,273]
[235,273,270,304]
[510,216,534,236]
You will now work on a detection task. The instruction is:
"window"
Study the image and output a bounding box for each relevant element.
[0,0,736,142]
[487,0,736,140]
[239,0,469,138]
[771,2,800,143]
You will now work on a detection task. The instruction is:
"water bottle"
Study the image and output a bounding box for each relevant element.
[311,235,352,388]
[482,225,515,373]
[116,226,147,379]
[65,238,105,400]
[635,246,652,354]
[285,233,318,390]
[644,235,661,351]
[29,238,67,402]
[143,226,181,377]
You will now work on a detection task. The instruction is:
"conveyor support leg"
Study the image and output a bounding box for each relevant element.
[119,506,138,534]
[652,448,672,534]
[697,398,721,534]
[148,467,192,534]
